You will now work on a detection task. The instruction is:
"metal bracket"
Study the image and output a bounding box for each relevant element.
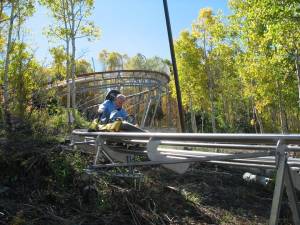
[94,135,134,164]
[147,137,190,174]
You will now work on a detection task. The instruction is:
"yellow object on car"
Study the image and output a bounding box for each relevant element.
[88,119,122,132]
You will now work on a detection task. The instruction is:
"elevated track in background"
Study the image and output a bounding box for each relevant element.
[49,70,172,128]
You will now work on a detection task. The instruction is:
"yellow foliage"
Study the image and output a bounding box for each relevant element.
[0,37,4,52]
[199,8,213,20]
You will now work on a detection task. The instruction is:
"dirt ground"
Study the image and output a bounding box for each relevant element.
[0,141,297,225]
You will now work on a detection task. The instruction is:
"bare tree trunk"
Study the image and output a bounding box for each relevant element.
[62,0,72,124]
[203,29,216,133]
[189,96,197,133]
[66,48,72,123]
[223,98,228,125]
[2,1,15,131]
[284,110,289,133]
[250,97,258,133]
[63,2,69,102]
[70,0,76,109]
[71,36,76,109]
[208,79,216,132]
[276,80,288,133]
[269,107,277,131]
[0,0,4,24]
[278,103,288,134]
[167,87,172,129]
[201,111,204,133]
[15,3,26,122]
[253,106,264,133]
[295,50,300,108]
[17,44,24,120]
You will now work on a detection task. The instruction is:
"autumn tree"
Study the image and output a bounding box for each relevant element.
[49,46,68,80]
[9,43,39,120]
[191,8,226,132]
[1,0,35,131]
[173,8,252,133]
[98,49,127,70]
[173,31,206,132]
[124,53,169,73]
[229,0,300,133]
[0,0,9,51]
[76,58,93,74]
[41,0,100,111]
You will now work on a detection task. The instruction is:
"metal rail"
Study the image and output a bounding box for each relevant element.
[71,130,300,225]
[50,70,169,89]
[72,131,300,144]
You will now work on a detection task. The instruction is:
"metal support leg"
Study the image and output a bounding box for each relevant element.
[127,155,134,174]
[94,135,101,165]
[269,140,287,225]
[102,150,116,164]
[270,140,300,225]
[150,91,162,127]
[141,94,152,129]
[285,166,300,225]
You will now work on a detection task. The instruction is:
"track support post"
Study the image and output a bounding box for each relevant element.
[285,163,300,224]
[269,140,300,225]
[94,135,102,165]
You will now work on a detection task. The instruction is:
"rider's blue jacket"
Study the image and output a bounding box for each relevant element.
[109,108,128,121]
[98,100,128,123]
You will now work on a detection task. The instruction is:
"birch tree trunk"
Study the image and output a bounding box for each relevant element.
[2,1,15,131]
[189,96,197,133]
[279,102,288,134]
[253,106,264,133]
[203,30,216,133]
[276,80,288,133]
[70,0,76,109]
[0,0,4,24]
[295,49,300,108]
[201,111,205,133]
[62,0,72,123]
[71,36,76,109]
[209,81,216,133]
[167,87,172,129]
[17,45,25,120]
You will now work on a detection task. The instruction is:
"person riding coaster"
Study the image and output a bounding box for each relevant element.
[89,90,144,132]
[98,89,121,124]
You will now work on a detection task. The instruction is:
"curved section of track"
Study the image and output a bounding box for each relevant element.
[50,70,172,127]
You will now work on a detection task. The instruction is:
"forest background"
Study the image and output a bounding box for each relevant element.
[0,0,300,137]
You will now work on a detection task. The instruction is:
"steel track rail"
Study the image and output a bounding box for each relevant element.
[72,130,300,145]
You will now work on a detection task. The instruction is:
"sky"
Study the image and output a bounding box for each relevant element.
[26,0,230,71]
